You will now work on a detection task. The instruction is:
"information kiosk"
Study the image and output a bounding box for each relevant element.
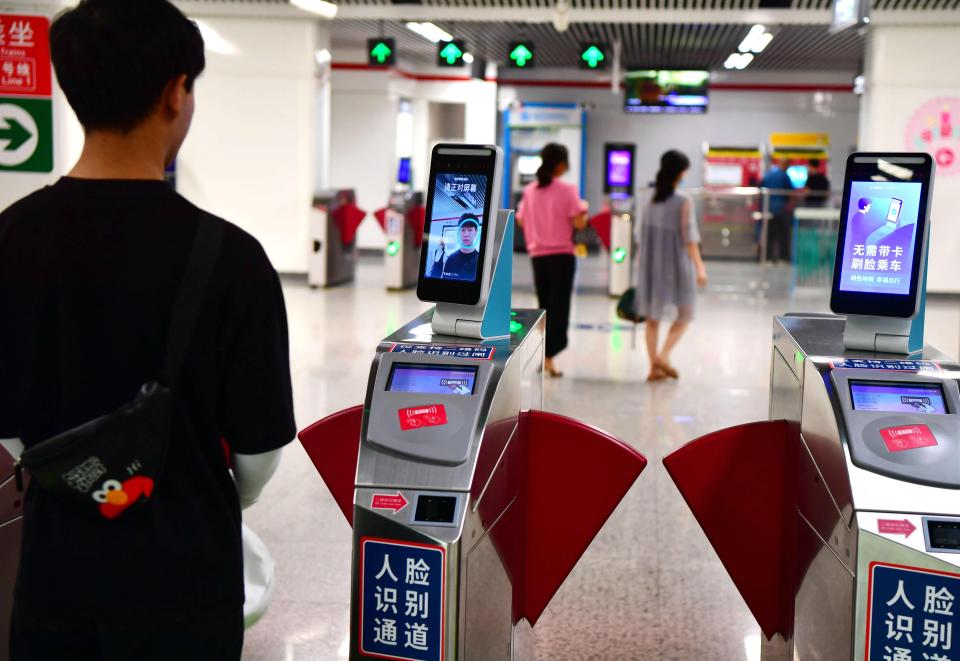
[299,144,647,660]
[663,154,957,661]
[308,189,366,289]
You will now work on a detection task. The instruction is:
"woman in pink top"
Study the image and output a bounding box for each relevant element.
[516,144,588,377]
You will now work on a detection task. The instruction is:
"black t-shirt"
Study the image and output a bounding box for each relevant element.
[0,178,296,613]
[430,249,478,280]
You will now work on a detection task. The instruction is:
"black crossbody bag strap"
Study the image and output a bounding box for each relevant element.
[160,214,224,387]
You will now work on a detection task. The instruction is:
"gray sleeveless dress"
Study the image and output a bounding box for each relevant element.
[633,191,701,322]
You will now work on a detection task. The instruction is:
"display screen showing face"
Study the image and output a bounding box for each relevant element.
[850,382,947,414]
[607,150,632,187]
[387,364,478,396]
[838,180,923,296]
[423,173,488,283]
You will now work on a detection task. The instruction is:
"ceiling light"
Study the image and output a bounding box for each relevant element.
[738,24,774,54]
[405,22,453,44]
[315,48,331,65]
[724,52,754,70]
[290,0,338,18]
[193,19,239,55]
[463,53,474,64]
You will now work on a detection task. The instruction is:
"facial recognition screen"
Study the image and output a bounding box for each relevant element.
[387,364,478,396]
[850,381,947,414]
[424,172,489,283]
[838,181,923,296]
[606,149,632,187]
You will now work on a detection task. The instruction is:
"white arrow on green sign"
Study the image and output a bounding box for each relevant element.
[0,97,52,173]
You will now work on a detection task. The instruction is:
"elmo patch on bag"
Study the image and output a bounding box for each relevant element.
[93,476,155,519]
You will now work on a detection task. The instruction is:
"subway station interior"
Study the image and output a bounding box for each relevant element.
[2,0,960,660]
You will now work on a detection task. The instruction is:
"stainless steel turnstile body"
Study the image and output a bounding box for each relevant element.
[766,315,960,660]
[383,191,423,290]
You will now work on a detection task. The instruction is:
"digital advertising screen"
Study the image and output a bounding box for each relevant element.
[424,172,488,283]
[606,149,633,187]
[387,364,478,396]
[837,180,923,296]
[397,157,411,185]
[786,165,809,189]
[624,70,710,114]
[850,382,947,414]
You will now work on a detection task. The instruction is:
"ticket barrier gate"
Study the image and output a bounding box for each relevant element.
[665,314,960,660]
[374,191,424,290]
[308,188,366,289]
[589,203,633,298]
[299,309,647,660]
[0,443,24,661]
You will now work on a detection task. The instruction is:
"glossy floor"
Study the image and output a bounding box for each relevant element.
[241,255,960,661]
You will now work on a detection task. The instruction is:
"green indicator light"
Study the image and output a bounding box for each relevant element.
[386,240,400,256]
[370,41,392,64]
[612,247,627,263]
[581,45,605,69]
[509,43,533,67]
[794,350,804,369]
[510,310,517,317]
[510,320,523,334]
[440,42,463,65]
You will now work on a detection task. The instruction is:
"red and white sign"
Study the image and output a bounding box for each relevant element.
[371,492,409,514]
[398,404,448,431]
[878,518,917,539]
[0,15,51,97]
[880,424,938,453]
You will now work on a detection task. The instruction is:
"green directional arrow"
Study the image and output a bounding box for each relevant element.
[0,117,31,152]
[581,45,605,69]
[510,43,533,67]
[370,41,392,64]
[440,42,463,65]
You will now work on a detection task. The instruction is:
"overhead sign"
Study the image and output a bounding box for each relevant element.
[508,41,534,68]
[769,132,831,148]
[437,40,465,67]
[360,537,445,661]
[579,42,608,70]
[865,562,959,661]
[0,14,52,173]
[368,38,395,66]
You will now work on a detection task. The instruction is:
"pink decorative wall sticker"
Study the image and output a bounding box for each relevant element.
[905,97,960,176]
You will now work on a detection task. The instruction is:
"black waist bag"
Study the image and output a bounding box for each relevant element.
[11,216,224,520]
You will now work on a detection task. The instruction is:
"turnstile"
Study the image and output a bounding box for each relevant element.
[0,442,24,661]
[375,191,424,290]
[665,314,960,660]
[299,309,647,660]
[308,189,365,288]
[589,202,634,298]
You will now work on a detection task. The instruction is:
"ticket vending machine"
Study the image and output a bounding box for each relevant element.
[0,441,24,661]
[308,189,366,289]
[664,154,956,660]
[590,144,636,297]
[375,190,425,290]
[299,144,647,660]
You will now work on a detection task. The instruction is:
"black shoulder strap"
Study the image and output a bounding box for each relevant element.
[160,214,224,386]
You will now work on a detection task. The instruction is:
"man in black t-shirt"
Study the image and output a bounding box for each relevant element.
[0,2,295,659]
[804,158,832,208]
[429,215,481,280]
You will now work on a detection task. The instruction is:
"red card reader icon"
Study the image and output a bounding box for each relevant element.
[399,404,448,431]
[880,424,938,453]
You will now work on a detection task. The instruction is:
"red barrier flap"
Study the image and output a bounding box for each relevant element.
[406,205,426,246]
[589,209,612,251]
[332,204,367,247]
[297,405,363,525]
[519,410,647,626]
[374,207,388,233]
[663,420,792,640]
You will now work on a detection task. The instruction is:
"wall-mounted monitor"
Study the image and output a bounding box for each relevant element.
[397,157,412,185]
[786,165,809,189]
[624,70,710,114]
[603,143,636,196]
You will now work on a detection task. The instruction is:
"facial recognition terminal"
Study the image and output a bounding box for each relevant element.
[830,153,934,353]
[417,144,503,308]
[602,143,636,296]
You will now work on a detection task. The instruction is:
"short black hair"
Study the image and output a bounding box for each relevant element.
[51,0,205,132]
[459,214,480,230]
[809,159,821,168]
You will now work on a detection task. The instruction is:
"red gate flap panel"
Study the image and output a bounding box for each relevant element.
[589,209,612,252]
[298,405,363,526]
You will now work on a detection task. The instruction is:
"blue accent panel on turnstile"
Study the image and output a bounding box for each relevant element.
[908,262,929,353]
[866,562,960,661]
[359,538,445,661]
[479,212,514,339]
[502,111,512,210]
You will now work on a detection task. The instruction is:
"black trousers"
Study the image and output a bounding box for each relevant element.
[531,253,576,358]
[767,208,793,262]
[10,601,244,661]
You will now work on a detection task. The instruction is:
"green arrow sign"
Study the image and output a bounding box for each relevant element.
[581,45,606,69]
[370,42,391,63]
[0,117,31,151]
[0,97,52,173]
[509,42,534,68]
[440,41,463,65]
[367,38,395,66]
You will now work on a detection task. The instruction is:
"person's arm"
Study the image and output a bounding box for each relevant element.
[568,187,589,231]
[681,197,708,286]
[232,449,282,509]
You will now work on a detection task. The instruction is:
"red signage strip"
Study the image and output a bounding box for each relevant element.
[371,492,409,514]
[0,15,51,97]
[398,404,448,431]
[880,424,938,453]
[878,519,917,538]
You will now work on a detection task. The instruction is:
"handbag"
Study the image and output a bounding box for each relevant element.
[2,214,224,520]
[616,287,646,324]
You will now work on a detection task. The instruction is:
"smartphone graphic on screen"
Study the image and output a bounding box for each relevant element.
[886,198,903,225]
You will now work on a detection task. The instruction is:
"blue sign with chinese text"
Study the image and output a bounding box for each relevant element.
[833,359,941,372]
[360,537,445,661]
[867,562,959,661]
[390,344,495,361]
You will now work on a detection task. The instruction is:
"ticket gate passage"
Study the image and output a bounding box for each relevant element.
[665,314,960,660]
[0,442,24,661]
[299,309,647,660]
[591,144,636,297]
[308,188,365,288]
[374,191,424,290]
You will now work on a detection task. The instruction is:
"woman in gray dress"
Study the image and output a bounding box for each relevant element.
[634,150,708,381]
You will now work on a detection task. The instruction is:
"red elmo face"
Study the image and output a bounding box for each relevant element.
[98,476,155,519]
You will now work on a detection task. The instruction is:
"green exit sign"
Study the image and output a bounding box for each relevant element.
[508,41,535,68]
[367,38,395,66]
[437,40,466,67]
[579,42,609,70]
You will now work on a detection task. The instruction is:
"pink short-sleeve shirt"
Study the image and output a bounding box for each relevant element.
[517,179,583,257]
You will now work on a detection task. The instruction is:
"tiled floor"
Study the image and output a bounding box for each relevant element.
[241,254,960,660]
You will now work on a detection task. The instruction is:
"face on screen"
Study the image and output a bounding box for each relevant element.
[838,180,922,296]
[425,173,488,282]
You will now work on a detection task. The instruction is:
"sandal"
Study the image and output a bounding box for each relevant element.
[647,366,668,382]
[655,360,679,379]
